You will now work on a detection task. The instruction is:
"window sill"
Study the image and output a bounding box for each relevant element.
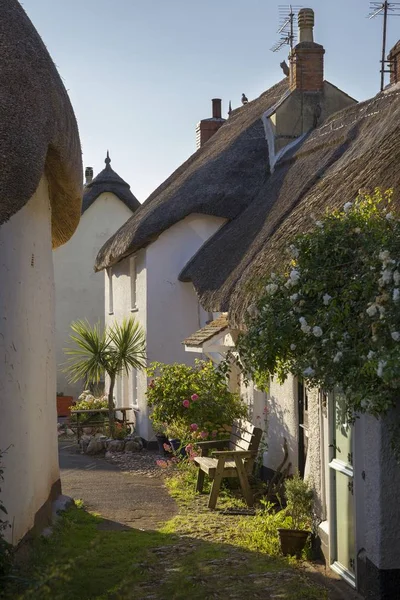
[108,312,114,316]
[131,307,139,313]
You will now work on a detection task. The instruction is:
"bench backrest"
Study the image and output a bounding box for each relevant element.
[228,419,263,472]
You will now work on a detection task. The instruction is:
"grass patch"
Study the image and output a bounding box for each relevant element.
[1,467,329,599]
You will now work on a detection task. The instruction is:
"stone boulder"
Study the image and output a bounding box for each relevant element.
[86,436,106,455]
[107,439,125,453]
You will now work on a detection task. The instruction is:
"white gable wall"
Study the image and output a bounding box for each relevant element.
[54,192,133,399]
[0,176,60,543]
[108,213,226,441]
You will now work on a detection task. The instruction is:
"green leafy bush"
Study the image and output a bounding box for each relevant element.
[147,360,247,441]
[284,474,313,530]
[238,189,400,420]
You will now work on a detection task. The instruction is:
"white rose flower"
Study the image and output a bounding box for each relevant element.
[354,227,361,234]
[394,289,400,302]
[377,360,387,378]
[343,202,353,213]
[392,332,400,342]
[313,326,323,338]
[379,250,391,262]
[394,271,400,286]
[288,245,299,259]
[290,293,299,302]
[247,304,259,318]
[315,221,323,228]
[290,344,296,351]
[380,269,392,285]
[290,269,300,284]
[366,304,378,317]
[266,283,278,295]
[367,350,375,359]
[386,212,394,221]
[303,367,315,377]
[333,352,343,363]
[323,293,332,306]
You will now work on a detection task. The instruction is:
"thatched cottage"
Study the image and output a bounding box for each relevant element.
[94,10,354,444]
[54,153,140,400]
[181,36,400,600]
[0,0,82,543]
[95,6,400,597]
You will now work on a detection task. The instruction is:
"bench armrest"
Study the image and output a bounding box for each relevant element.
[211,450,253,459]
[196,439,229,457]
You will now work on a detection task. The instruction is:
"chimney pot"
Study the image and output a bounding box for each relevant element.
[212,98,222,119]
[298,8,315,43]
[85,167,94,184]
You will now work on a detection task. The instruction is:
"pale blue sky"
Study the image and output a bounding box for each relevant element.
[22,0,399,201]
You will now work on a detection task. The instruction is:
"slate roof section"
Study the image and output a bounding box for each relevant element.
[183,315,229,347]
[82,152,140,214]
[0,0,82,247]
[94,79,289,271]
[180,86,400,326]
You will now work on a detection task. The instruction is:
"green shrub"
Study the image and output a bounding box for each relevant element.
[284,473,313,530]
[146,360,247,441]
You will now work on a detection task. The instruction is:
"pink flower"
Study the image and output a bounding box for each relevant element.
[190,423,198,431]
[148,380,155,388]
[156,460,168,468]
[191,394,199,401]
[211,430,217,438]
[163,443,172,452]
[185,443,193,452]
[182,399,190,408]
[200,431,209,439]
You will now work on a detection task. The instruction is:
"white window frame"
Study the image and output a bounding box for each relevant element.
[130,367,138,407]
[107,267,114,315]
[130,256,138,312]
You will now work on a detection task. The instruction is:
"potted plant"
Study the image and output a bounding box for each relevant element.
[151,420,170,455]
[278,472,313,558]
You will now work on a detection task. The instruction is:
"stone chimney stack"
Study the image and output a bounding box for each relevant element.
[196,99,225,149]
[290,8,325,93]
[388,41,400,85]
[85,167,93,185]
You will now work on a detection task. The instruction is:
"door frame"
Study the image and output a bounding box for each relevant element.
[328,389,356,588]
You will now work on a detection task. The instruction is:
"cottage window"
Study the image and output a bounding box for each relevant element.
[130,256,138,311]
[107,267,113,315]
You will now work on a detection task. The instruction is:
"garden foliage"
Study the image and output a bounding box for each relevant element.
[147,360,247,441]
[237,190,400,419]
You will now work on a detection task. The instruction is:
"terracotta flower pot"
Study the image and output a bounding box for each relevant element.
[278,528,310,558]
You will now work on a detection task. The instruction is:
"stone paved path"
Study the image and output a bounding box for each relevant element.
[59,441,176,530]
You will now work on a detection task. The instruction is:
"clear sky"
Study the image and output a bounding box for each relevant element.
[21,0,399,202]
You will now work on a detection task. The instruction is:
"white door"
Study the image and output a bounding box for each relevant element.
[329,388,356,587]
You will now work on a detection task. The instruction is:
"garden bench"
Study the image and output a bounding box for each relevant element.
[194,419,263,510]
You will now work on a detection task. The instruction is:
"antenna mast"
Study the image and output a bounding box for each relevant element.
[368,1,400,91]
[271,5,303,53]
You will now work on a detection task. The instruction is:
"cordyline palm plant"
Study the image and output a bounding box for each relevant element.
[64,318,146,436]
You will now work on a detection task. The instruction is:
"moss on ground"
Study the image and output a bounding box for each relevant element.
[1,467,330,600]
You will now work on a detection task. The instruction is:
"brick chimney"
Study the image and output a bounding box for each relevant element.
[196,99,225,149]
[388,41,400,85]
[290,8,325,93]
[85,167,93,185]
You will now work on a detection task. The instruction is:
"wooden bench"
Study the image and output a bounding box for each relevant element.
[194,419,263,510]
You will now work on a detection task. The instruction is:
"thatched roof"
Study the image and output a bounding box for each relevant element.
[0,0,82,248]
[183,314,229,347]
[180,86,400,326]
[82,153,140,214]
[95,79,289,271]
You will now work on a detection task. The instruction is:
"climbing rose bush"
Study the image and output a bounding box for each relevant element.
[237,189,400,419]
[146,360,247,438]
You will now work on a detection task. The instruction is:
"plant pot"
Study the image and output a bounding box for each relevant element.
[57,395,74,417]
[168,438,187,457]
[155,434,169,455]
[278,528,310,558]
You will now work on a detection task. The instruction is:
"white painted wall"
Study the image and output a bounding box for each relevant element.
[263,376,299,473]
[109,213,226,440]
[54,192,133,399]
[0,177,59,544]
